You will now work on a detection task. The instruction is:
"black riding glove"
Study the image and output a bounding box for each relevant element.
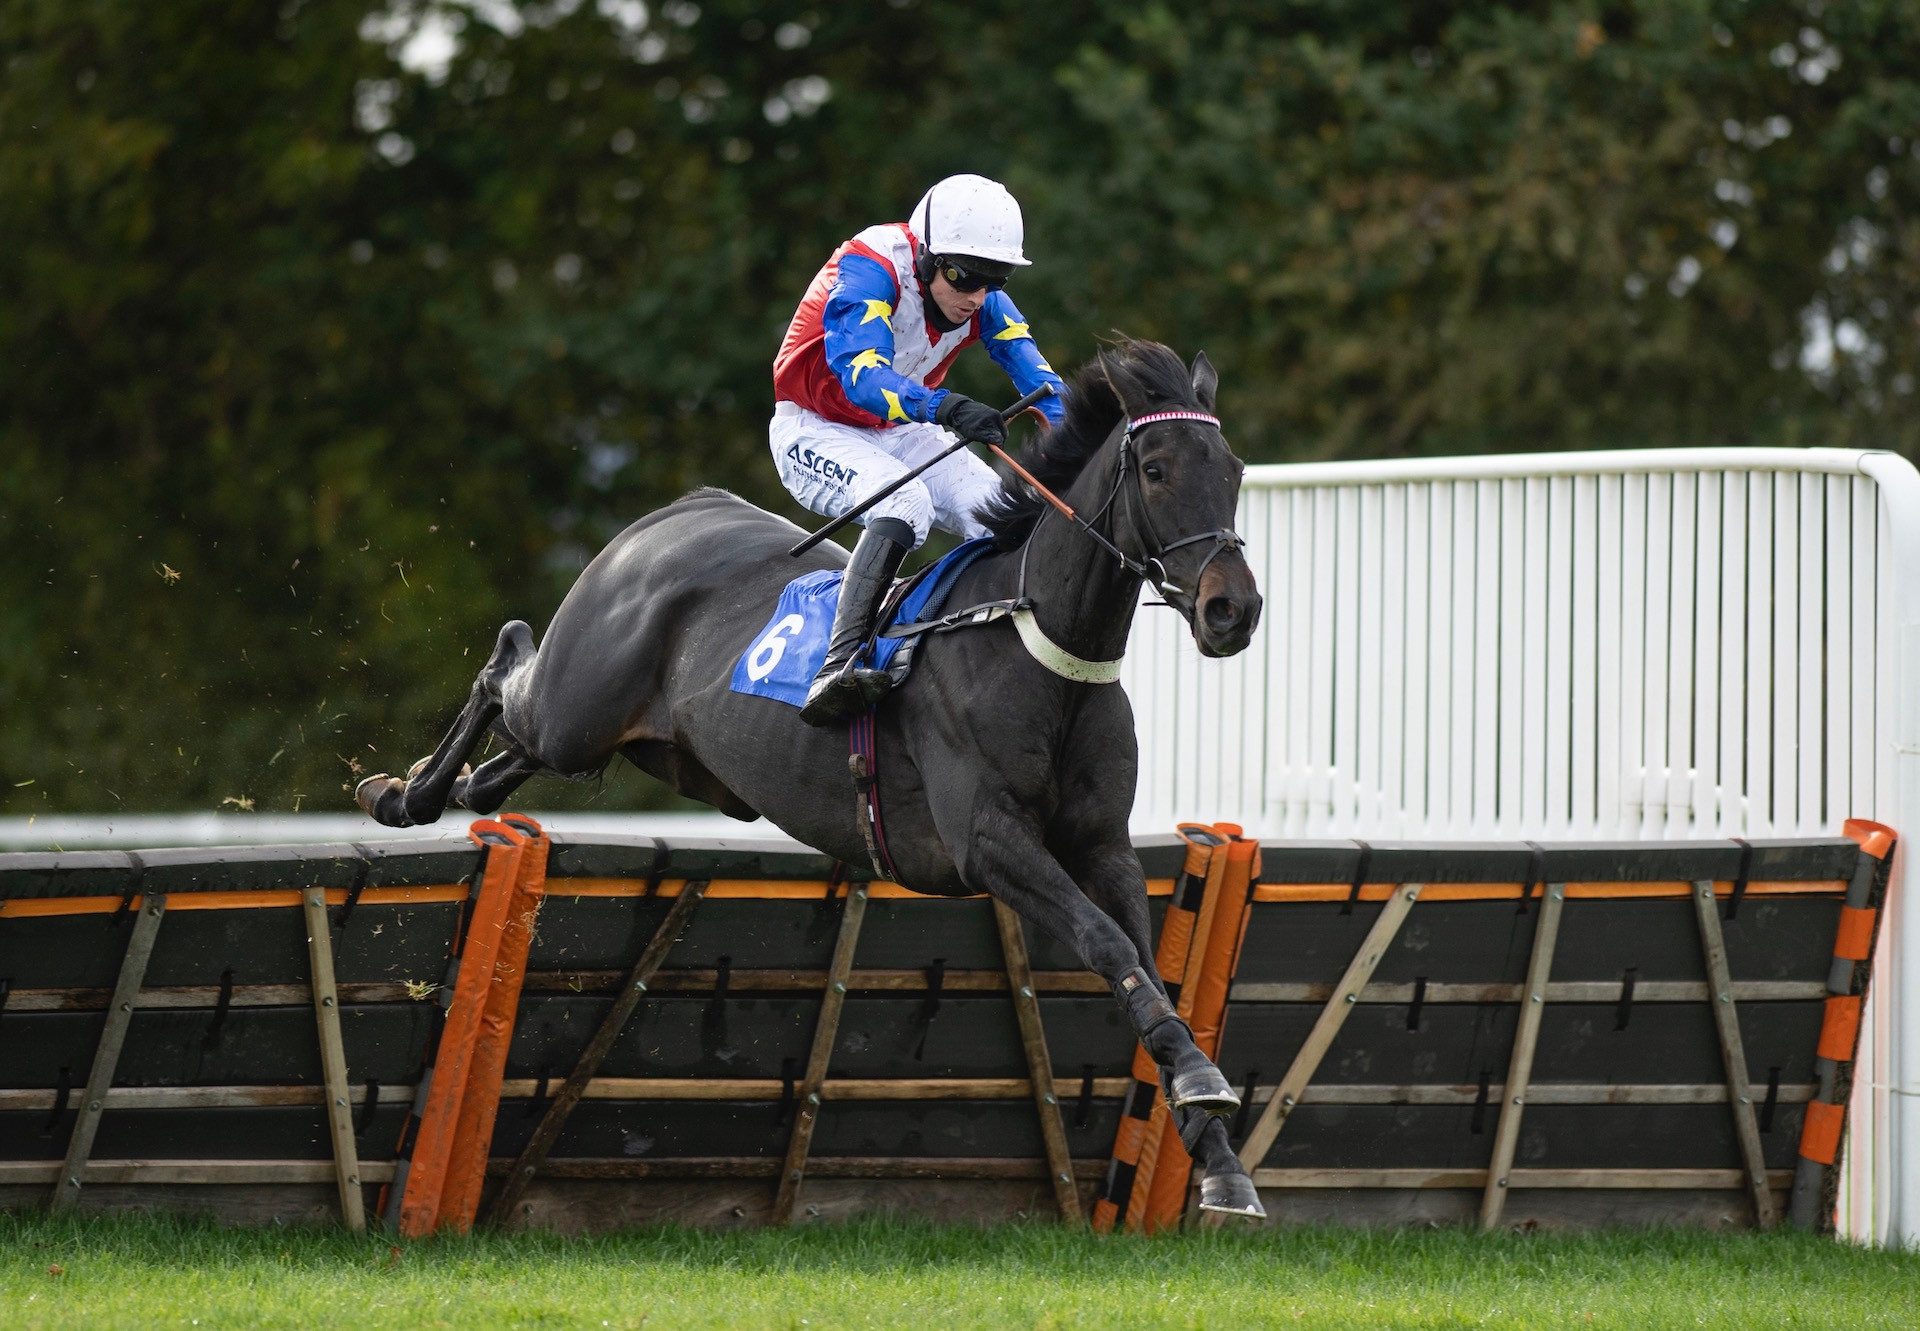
[933,392,1006,446]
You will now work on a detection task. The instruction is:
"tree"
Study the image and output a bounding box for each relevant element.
[3,0,1913,812]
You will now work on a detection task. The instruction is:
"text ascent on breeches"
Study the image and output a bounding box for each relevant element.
[769,405,999,546]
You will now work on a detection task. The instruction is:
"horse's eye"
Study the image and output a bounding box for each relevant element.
[1143,462,1165,483]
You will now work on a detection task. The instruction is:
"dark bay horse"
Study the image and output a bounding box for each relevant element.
[356,337,1267,1216]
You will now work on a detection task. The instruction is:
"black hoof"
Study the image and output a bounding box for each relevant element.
[354,774,413,828]
[1199,1172,1265,1219]
[1170,1063,1240,1116]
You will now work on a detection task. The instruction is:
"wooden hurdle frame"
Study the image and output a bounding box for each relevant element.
[0,820,1895,1234]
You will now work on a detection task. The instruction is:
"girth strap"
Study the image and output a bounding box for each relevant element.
[880,595,1122,684]
[848,709,900,883]
[878,597,1025,640]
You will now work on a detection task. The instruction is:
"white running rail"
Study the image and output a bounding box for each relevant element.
[1124,446,1920,1247]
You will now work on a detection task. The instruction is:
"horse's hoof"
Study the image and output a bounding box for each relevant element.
[1198,1173,1266,1220]
[1170,1064,1240,1116]
[354,774,413,828]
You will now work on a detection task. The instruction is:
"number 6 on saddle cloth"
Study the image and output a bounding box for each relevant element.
[729,537,1002,709]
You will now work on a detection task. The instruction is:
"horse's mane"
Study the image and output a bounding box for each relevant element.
[975,337,1201,551]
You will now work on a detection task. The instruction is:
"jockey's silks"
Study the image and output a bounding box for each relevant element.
[773,223,1067,431]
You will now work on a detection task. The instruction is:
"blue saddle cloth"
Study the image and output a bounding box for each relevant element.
[730,537,997,708]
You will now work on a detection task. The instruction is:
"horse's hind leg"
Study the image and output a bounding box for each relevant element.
[356,621,535,828]
[450,744,543,815]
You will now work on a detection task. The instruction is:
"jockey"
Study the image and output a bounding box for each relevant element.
[772,173,1069,724]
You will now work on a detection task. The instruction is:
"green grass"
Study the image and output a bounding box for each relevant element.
[3,1212,1917,1330]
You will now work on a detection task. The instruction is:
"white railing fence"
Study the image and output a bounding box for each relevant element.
[1124,447,1920,1247]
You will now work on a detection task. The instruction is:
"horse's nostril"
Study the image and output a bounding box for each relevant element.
[1203,597,1240,632]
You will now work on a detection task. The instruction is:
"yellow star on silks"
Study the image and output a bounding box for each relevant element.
[1036,358,1054,373]
[993,315,1031,341]
[848,347,890,385]
[882,388,910,422]
[860,298,894,324]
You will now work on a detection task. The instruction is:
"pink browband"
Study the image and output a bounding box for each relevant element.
[1127,410,1221,430]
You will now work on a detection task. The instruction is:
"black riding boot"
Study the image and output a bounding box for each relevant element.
[799,516,914,726]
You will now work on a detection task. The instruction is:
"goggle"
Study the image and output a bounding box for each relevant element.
[935,257,1009,293]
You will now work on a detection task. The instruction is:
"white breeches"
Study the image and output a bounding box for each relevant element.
[769,402,1001,548]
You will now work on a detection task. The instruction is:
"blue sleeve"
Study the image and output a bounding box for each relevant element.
[978,292,1068,427]
[822,253,943,424]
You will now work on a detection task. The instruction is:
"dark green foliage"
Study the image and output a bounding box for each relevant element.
[3,1,1916,811]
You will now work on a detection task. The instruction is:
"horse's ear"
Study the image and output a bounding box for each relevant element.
[1097,349,1153,417]
[1190,351,1218,412]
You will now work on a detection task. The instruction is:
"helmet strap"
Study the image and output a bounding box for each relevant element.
[913,185,969,331]
[913,185,938,285]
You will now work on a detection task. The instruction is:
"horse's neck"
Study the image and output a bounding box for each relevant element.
[1000,427,1142,662]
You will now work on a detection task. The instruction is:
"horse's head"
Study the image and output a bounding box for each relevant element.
[1098,343,1263,658]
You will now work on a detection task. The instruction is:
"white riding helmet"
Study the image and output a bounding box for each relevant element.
[909,174,1032,268]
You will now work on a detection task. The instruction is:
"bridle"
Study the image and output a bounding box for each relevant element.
[1016,408,1247,625]
[889,406,1249,685]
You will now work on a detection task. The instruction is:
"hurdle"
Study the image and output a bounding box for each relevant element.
[0,819,1893,1234]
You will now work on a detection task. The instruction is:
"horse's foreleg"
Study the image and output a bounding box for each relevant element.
[1058,842,1235,1110]
[356,621,534,828]
[1072,841,1264,1219]
[951,813,1234,1110]
[1181,1115,1263,1217]
[1066,843,1170,1003]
